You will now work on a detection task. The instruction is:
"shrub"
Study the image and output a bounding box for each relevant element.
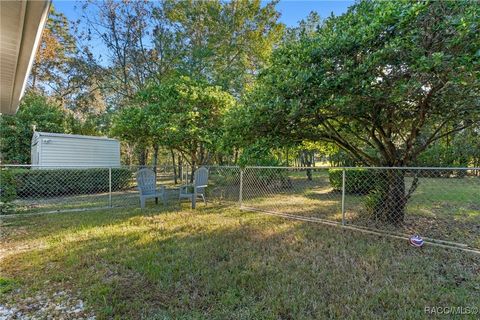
[362,172,406,222]
[12,168,133,198]
[208,169,239,187]
[363,188,385,219]
[0,169,17,214]
[329,168,377,194]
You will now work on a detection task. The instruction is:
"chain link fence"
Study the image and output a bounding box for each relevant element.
[0,165,240,214]
[241,166,480,250]
[1,164,478,250]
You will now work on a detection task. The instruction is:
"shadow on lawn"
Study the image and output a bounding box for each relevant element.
[0,203,181,243]
[2,206,480,319]
[245,186,480,249]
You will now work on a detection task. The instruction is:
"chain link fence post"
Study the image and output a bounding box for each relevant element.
[341,168,346,225]
[189,164,195,209]
[109,167,112,208]
[183,165,188,184]
[239,168,244,208]
[192,181,197,209]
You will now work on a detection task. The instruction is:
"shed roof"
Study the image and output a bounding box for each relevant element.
[34,132,118,142]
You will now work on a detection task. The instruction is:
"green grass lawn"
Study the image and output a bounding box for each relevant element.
[1,205,479,319]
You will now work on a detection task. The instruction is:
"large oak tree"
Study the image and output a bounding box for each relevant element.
[243,0,480,223]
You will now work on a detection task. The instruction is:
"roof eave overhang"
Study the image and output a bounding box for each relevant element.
[0,0,51,115]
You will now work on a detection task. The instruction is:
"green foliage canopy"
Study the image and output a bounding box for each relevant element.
[111,76,236,166]
[244,0,480,166]
[0,93,67,164]
[163,0,284,95]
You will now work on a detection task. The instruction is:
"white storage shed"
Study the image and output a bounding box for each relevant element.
[31,132,121,168]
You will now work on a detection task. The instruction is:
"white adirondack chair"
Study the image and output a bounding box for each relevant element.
[136,168,166,209]
[179,166,208,208]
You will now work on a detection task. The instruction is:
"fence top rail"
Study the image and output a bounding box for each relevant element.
[0,164,241,173]
[204,165,240,169]
[1,164,479,170]
[244,166,480,170]
[0,164,119,168]
[0,164,182,168]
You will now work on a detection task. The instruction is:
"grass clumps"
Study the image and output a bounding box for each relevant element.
[1,205,479,319]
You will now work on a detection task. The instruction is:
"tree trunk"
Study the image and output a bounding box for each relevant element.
[136,145,148,166]
[153,144,159,180]
[190,157,196,183]
[177,155,183,183]
[198,143,205,165]
[303,150,312,181]
[31,70,37,90]
[171,149,177,184]
[125,143,133,165]
[373,170,406,224]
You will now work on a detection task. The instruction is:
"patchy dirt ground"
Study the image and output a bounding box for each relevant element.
[0,289,95,320]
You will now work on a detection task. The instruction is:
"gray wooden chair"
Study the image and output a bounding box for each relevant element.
[136,168,166,209]
[179,166,208,208]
